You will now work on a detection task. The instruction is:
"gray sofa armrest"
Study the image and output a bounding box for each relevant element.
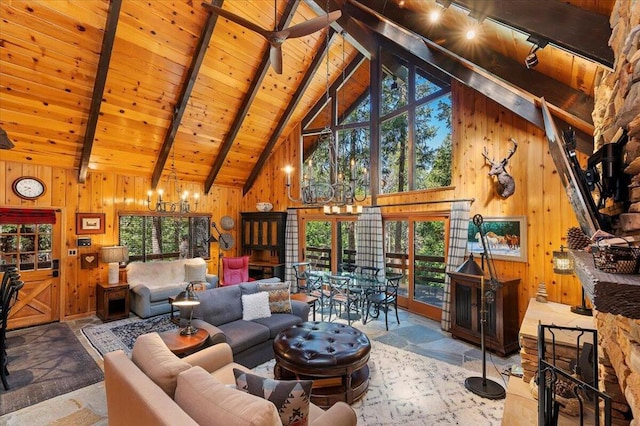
[190,319,226,346]
[205,274,218,288]
[310,402,357,426]
[291,300,310,322]
[129,285,152,318]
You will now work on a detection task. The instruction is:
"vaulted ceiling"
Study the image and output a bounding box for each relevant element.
[0,0,614,195]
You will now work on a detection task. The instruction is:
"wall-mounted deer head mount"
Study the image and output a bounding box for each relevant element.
[482,138,518,198]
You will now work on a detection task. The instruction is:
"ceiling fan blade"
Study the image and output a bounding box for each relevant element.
[285,10,342,39]
[269,44,283,74]
[201,2,270,38]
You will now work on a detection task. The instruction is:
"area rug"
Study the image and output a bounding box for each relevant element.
[81,314,177,357]
[253,340,505,425]
[0,322,105,415]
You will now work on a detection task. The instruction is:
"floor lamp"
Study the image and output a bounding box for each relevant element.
[464,214,506,400]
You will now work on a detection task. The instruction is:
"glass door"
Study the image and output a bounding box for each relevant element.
[383,214,448,320]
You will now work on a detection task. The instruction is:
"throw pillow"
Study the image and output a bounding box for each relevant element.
[185,263,206,283]
[233,368,312,426]
[241,291,272,321]
[257,281,292,314]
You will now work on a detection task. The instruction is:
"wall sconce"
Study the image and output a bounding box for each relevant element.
[552,246,574,274]
[525,35,549,69]
[101,246,129,284]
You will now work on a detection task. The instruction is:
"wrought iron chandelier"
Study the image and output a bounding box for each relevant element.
[285,31,366,211]
[147,147,199,214]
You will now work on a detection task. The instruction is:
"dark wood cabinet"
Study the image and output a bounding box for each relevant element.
[96,281,130,322]
[241,212,287,280]
[447,271,520,356]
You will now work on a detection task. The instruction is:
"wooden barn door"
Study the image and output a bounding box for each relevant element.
[1,209,61,329]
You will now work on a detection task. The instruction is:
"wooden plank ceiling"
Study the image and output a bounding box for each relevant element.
[0,0,614,194]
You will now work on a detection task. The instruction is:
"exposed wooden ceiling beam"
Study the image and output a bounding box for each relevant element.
[150,0,224,189]
[78,0,122,183]
[452,0,613,69]
[354,0,595,135]
[204,0,302,193]
[243,30,337,195]
[344,0,594,152]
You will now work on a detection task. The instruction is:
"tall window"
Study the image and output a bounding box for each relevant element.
[380,55,452,194]
[119,215,210,262]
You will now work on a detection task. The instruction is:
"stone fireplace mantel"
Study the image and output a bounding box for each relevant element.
[570,250,640,319]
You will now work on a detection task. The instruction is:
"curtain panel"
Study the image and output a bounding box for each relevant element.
[441,200,471,331]
[355,206,385,272]
[284,209,299,291]
[0,208,56,224]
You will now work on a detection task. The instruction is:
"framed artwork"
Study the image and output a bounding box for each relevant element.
[76,213,105,235]
[466,216,527,262]
[80,252,98,269]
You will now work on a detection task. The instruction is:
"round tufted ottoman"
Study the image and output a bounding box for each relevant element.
[273,321,371,408]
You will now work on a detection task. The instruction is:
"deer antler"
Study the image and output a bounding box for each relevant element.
[482,147,496,165]
[506,138,518,161]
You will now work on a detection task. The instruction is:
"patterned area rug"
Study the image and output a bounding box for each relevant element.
[0,322,104,415]
[254,340,505,425]
[81,314,177,357]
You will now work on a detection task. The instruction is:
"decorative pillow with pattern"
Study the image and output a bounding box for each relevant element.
[257,281,292,314]
[233,368,312,426]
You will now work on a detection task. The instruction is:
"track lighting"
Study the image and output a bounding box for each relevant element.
[524,35,548,69]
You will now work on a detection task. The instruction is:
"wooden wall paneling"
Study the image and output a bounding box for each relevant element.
[64,168,80,317]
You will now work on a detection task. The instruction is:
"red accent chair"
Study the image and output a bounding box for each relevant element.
[221,256,251,286]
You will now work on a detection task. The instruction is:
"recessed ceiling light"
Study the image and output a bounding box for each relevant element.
[466,29,476,40]
[429,10,441,22]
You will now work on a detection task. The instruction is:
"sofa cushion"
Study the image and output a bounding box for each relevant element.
[219,320,271,354]
[234,368,312,426]
[257,281,292,313]
[251,314,304,339]
[175,367,281,426]
[195,285,243,325]
[131,332,191,398]
[242,292,272,321]
[185,263,206,283]
[126,258,206,290]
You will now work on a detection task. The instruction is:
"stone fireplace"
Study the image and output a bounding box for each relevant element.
[578,2,640,424]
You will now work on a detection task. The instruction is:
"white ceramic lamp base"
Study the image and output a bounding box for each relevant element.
[108,262,120,284]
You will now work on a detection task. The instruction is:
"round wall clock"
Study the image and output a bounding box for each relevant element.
[12,176,46,200]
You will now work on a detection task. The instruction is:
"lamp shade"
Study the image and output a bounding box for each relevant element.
[101,246,129,264]
[455,253,484,276]
[172,285,200,307]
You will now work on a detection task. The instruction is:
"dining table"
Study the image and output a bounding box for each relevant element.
[308,270,403,322]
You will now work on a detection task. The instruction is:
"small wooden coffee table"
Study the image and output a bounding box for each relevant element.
[158,328,208,357]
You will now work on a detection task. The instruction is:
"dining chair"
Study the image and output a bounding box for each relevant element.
[292,262,312,293]
[363,274,401,330]
[327,275,359,326]
[1,278,24,390]
[306,271,330,316]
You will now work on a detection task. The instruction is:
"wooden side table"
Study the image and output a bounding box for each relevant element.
[96,281,130,322]
[291,293,318,321]
[159,328,209,357]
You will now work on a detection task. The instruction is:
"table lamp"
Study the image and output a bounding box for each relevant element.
[172,282,201,335]
[101,246,129,284]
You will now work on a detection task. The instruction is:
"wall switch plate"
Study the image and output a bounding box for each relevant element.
[77,237,92,247]
[68,249,77,256]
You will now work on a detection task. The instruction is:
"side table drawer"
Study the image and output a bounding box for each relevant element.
[108,289,127,299]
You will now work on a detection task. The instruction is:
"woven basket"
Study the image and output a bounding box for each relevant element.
[592,241,640,274]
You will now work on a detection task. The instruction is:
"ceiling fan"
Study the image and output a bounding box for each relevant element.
[201,2,342,74]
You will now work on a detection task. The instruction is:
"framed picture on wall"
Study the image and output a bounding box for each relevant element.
[466,216,527,262]
[76,213,105,235]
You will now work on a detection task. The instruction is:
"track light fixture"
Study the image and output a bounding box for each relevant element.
[524,35,549,69]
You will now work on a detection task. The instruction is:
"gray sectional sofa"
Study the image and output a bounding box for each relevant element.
[191,281,310,368]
